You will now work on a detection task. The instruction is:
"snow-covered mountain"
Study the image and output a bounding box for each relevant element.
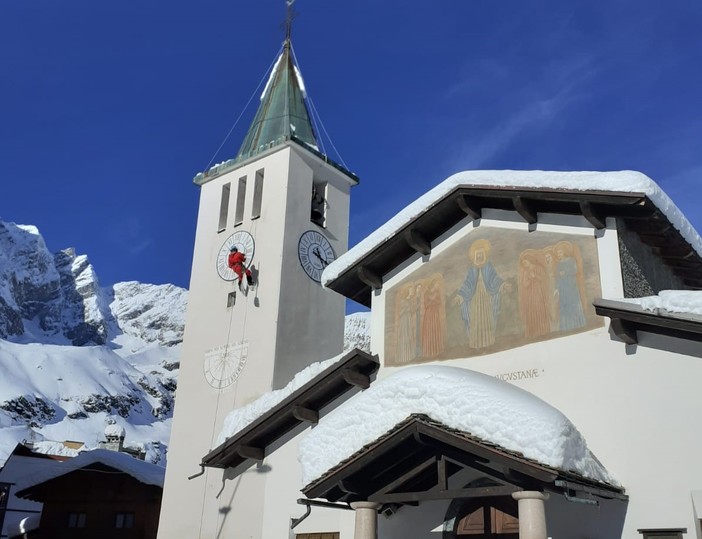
[0,220,371,466]
[0,220,185,465]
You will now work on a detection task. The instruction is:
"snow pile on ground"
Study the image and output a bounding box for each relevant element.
[323,170,701,285]
[619,290,702,316]
[299,365,616,486]
[216,353,346,447]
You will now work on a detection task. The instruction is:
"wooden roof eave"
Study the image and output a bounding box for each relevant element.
[328,185,702,307]
[594,298,702,345]
[201,349,379,475]
[302,415,625,505]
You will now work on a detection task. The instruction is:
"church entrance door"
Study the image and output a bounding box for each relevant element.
[454,497,519,538]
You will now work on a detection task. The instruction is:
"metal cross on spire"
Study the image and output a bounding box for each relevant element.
[284,0,297,44]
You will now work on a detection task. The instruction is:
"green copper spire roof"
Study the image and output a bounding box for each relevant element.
[235,41,319,162]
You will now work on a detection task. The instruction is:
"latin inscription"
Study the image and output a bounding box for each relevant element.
[494,368,543,382]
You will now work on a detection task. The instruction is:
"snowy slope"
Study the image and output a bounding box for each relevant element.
[0,219,185,465]
[0,219,367,466]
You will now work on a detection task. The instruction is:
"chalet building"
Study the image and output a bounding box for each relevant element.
[13,449,164,539]
[0,445,61,539]
[156,10,702,539]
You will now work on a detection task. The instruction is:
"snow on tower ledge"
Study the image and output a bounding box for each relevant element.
[299,365,618,487]
[322,170,702,286]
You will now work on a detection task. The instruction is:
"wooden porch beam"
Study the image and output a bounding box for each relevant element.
[374,458,436,497]
[512,196,537,224]
[456,195,482,220]
[292,405,319,424]
[357,266,382,290]
[610,318,638,345]
[404,228,431,256]
[342,368,371,389]
[579,201,607,230]
[370,485,520,504]
[236,445,264,461]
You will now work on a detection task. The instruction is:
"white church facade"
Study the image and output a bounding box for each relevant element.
[158,17,702,539]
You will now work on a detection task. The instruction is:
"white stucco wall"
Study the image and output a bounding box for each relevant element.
[366,211,702,538]
[158,143,355,539]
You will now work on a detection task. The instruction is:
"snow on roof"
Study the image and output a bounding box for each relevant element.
[618,290,702,317]
[299,365,617,486]
[215,352,347,447]
[322,170,702,286]
[105,423,126,439]
[16,449,164,492]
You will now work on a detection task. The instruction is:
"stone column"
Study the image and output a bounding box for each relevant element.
[512,491,549,539]
[350,501,381,539]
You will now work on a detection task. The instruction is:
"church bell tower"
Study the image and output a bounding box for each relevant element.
[157,14,358,538]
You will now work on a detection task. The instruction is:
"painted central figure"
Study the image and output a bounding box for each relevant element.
[455,239,507,349]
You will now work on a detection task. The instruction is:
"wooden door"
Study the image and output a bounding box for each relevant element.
[454,497,519,538]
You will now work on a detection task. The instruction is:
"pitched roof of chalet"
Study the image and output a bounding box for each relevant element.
[594,298,702,344]
[14,449,164,501]
[302,414,626,506]
[201,349,379,475]
[322,170,702,307]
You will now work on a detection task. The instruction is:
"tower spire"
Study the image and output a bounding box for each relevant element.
[234,1,319,162]
[285,0,297,44]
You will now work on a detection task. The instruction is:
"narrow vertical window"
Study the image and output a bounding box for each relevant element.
[234,176,247,226]
[68,512,87,528]
[115,512,135,529]
[311,181,327,227]
[218,183,230,232]
[251,168,264,219]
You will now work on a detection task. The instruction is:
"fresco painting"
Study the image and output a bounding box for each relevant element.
[385,229,603,365]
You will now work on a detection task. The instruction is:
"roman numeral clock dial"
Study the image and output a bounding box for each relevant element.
[298,230,335,282]
[216,231,255,281]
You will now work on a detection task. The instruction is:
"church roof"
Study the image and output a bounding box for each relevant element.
[322,170,702,307]
[235,40,319,163]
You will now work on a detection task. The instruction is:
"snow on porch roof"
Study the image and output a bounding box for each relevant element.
[299,366,620,490]
[323,170,702,307]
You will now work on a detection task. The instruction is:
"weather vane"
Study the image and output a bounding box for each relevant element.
[284,0,297,43]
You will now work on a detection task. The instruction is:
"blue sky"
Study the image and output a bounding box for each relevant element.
[2,1,701,299]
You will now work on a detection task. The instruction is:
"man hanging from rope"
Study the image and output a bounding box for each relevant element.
[228,246,254,288]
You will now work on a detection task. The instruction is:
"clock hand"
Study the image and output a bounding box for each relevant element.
[312,247,329,267]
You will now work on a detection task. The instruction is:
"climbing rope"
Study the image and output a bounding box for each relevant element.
[202,45,284,173]
[291,44,349,169]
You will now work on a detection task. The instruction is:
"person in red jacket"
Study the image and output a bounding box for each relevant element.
[228,246,254,287]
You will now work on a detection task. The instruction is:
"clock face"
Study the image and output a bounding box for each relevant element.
[216,231,255,281]
[203,341,249,389]
[298,230,335,282]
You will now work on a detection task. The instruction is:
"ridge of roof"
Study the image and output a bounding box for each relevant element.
[322,170,702,306]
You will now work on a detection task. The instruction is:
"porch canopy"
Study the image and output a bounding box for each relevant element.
[302,414,626,507]
[299,366,626,508]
